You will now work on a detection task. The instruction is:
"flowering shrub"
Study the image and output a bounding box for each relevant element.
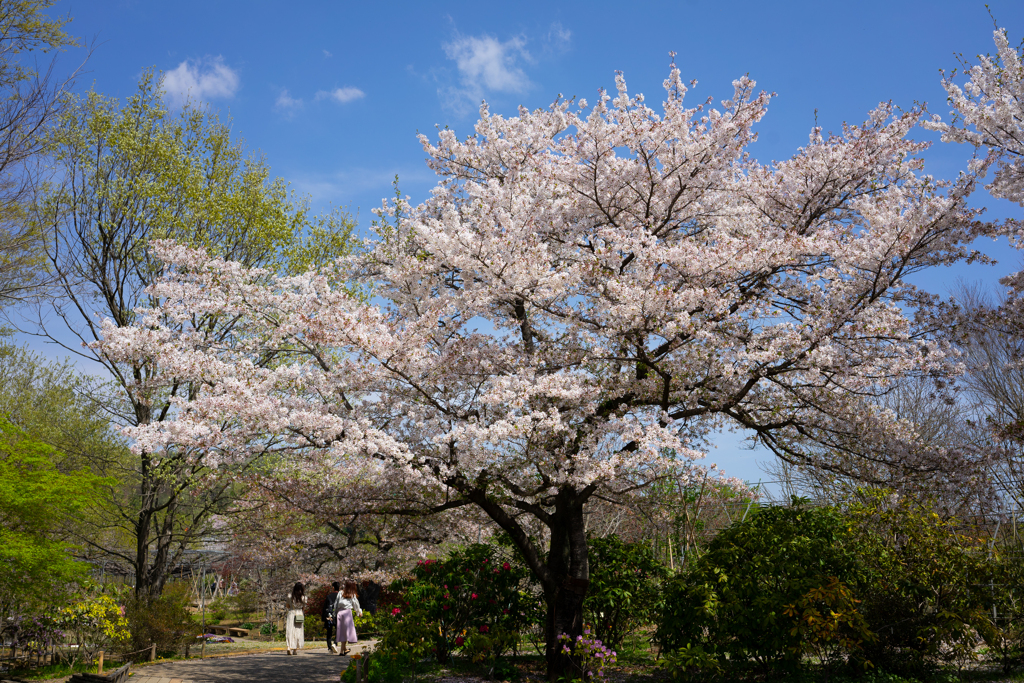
[7,614,64,659]
[558,628,617,681]
[380,543,540,663]
[60,594,130,665]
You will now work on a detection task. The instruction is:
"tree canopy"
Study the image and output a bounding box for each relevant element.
[97,64,994,676]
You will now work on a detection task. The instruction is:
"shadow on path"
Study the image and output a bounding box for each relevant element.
[129,643,366,683]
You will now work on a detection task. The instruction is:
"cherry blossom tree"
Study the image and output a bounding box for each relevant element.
[927,27,1024,507]
[99,65,990,677]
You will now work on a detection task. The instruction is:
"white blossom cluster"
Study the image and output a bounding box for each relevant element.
[98,65,995,548]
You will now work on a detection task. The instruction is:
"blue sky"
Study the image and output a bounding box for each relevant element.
[44,0,1024,484]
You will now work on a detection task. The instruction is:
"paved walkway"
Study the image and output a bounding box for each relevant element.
[128,642,370,683]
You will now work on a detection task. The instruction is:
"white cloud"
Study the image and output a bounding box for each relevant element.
[546,23,572,52]
[323,49,333,58]
[275,89,303,116]
[443,34,531,96]
[315,87,365,104]
[162,56,239,108]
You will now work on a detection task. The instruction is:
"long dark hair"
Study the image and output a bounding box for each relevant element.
[342,580,357,599]
[291,581,305,602]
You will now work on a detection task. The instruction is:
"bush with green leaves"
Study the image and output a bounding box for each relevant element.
[341,650,421,683]
[379,543,540,664]
[583,535,666,650]
[354,610,383,637]
[847,492,990,678]
[122,582,200,657]
[656,501,865,677]
[976,544,1024,674]
[657,492,999,680]
[223,587,259,619]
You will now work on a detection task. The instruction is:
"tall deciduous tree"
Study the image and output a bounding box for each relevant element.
[28,72,356,598]
[101,67,988,676]
[0,0,78,308]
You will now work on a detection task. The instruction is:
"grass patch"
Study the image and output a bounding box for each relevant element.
[7,659,101,680]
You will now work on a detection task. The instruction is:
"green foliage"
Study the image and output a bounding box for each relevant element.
[583,535,666,649]
[0,1,76,71]
[976,545,1024,673]
[656,502,863,676]
[44,70,356,280]
[59,592,130,666]
[0,344,126,473]
[0,416,107,636]
[122,582,199,657]
[782,576,874,676]
[657,491,1002,679]
[342,651,420,683]
[223,589,259,619]
[847,491,990,678]
[379,543,540,664]
[304,614,326,640]
[658,644,723,683]
[354,610,383,637]
[0,0,78,309]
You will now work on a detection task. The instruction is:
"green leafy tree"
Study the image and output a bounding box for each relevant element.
[29,71,356,598]
[0,341,126,474]
[0,416,107,645]
[0,0,78,308]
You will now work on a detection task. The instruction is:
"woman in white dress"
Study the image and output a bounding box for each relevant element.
[285,582,307,655]
[335,580,363,655]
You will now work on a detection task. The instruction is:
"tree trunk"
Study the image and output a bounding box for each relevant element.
[465,481,594,681]
[540,490,590,680]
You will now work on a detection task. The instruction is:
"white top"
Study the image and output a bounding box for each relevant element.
[335,595,363,616]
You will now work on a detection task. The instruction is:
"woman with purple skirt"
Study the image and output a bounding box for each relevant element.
[335,580,363,655]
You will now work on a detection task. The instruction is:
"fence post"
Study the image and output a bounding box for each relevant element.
[98,650,104,675]
[150,643,156,662]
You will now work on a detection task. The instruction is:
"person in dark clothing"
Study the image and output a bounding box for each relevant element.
[322,581,341,654]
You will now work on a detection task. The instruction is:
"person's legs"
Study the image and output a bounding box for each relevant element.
[324,616,337,653]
